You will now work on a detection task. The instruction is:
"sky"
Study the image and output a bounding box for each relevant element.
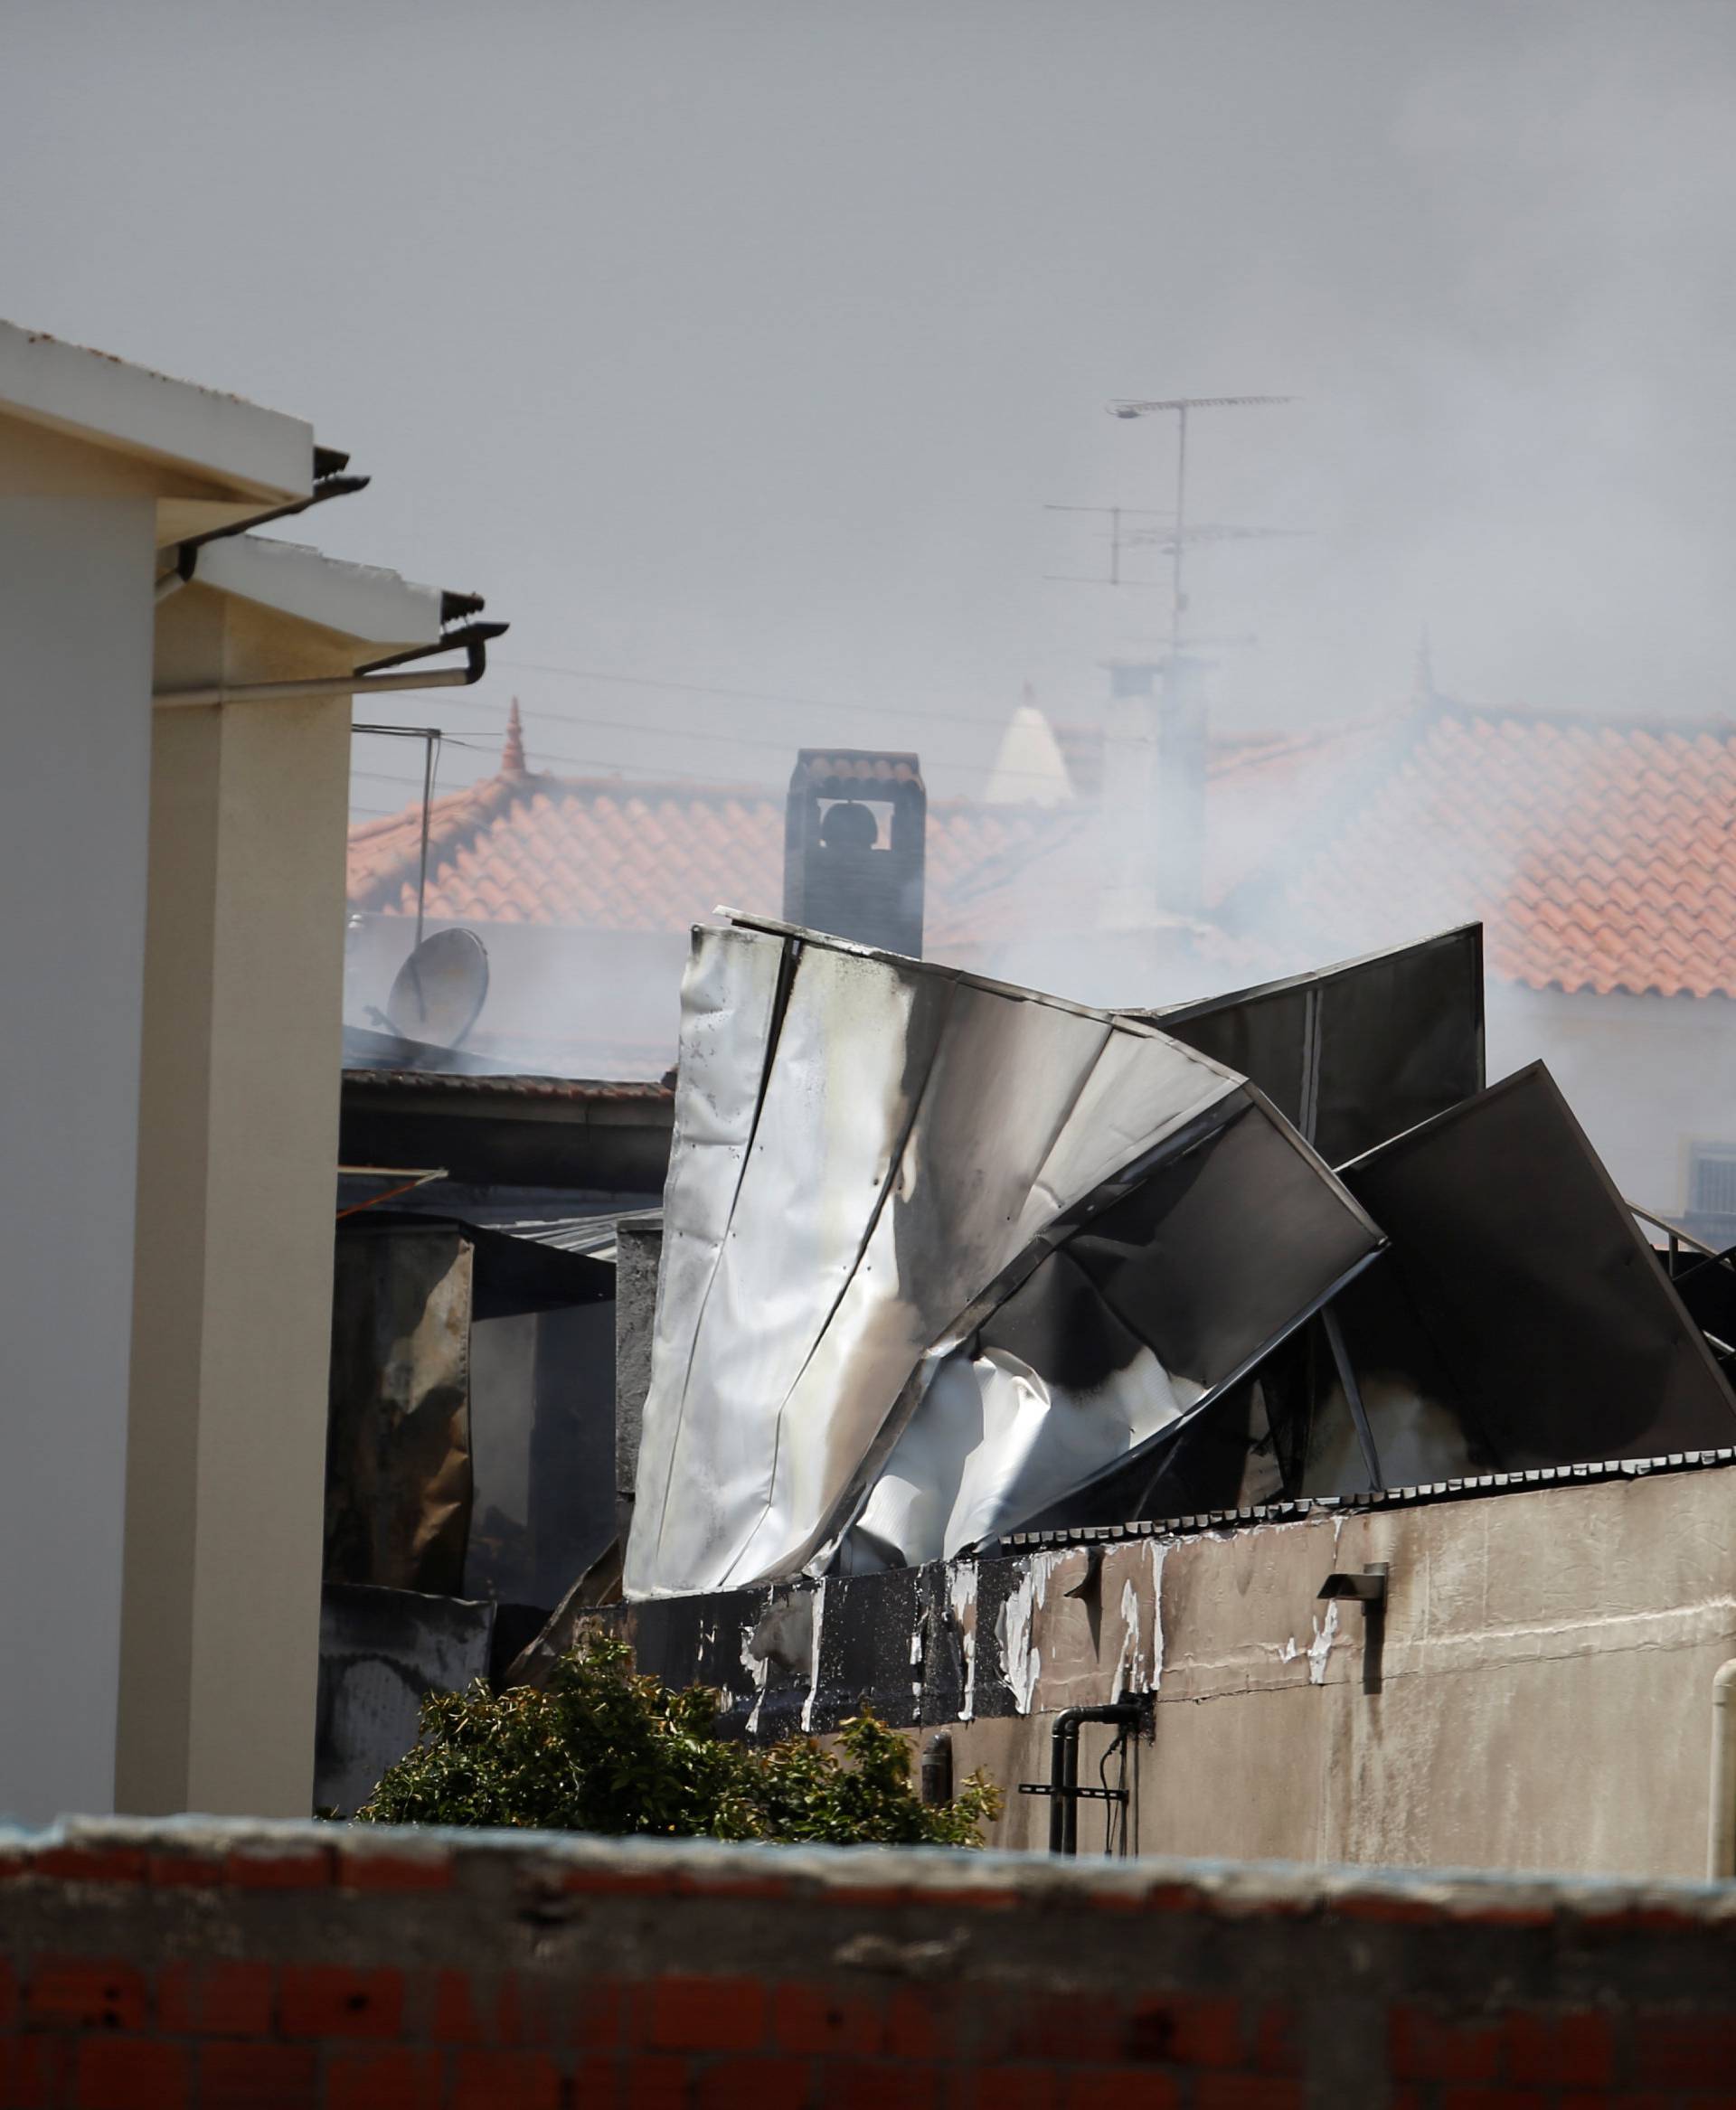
[2,1,1733,824]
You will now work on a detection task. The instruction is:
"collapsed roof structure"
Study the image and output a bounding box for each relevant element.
[622,916,1736,1601]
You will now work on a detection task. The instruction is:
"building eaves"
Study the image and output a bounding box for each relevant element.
[0,318,314,503]
[193,535,444,651]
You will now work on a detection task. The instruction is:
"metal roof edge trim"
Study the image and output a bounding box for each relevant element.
[986,1446,1736,1556]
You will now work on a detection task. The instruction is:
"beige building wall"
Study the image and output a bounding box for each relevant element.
[0,339,313,1825]
[941,1469,1736,1879]
[118,589,358,1817]
[0,480,156,1826]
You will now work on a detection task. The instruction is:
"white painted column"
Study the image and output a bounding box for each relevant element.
[118,646,351,1817]
[0,497,156,1823]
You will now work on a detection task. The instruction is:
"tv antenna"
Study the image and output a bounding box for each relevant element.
[1099,393,1296,650]
[1045,504,1306,608]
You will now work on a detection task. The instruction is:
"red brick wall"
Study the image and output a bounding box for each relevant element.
[5,1819,1736,2106]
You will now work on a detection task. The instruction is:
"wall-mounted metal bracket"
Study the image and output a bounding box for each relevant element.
[1023,1700,1146,1856]
[1318,1562,1390,1693]
[1018,1783,1127,1804]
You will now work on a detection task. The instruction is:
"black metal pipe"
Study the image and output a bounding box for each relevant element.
[1047,1704,1143,1856]
[1048,1713,1072,1855]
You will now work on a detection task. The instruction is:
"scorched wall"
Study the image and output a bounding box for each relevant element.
[607,1460,1736,1879]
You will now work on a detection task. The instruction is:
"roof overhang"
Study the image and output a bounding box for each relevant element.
[190,536,445,655]
[0,320,316,542]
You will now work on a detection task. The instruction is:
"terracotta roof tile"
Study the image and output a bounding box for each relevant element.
[347,774,1086,951]
[1231,702,1736,1001]
[348,700,1736,1003]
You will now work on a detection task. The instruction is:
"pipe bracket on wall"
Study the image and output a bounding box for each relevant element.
[1319,1562,1390,1694]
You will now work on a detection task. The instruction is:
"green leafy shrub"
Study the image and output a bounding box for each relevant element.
[354,1630,1000,1848]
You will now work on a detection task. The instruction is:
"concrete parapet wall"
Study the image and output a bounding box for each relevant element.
[6,1816,1736,2104]
[605,1463,1736,1878]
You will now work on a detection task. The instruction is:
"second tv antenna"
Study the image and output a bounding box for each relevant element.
[1080,392,1297,650]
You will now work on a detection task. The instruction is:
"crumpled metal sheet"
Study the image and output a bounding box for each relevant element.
[1028,1058,1736,1539]
[847,1080,1385,1564]
[1141,925,1485,1168]
[625,917,1383,1597]
[1325,1061,1736,1475]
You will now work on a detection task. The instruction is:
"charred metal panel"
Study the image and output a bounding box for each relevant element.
[1336,1065,1736,1471]
[606,1584,772,1733]
[1295,1265,1478,1493]
[326,1223,473,1595]
[915,1559,973,1726]
[466,1301,617,1609]
[315,1583,495,1817]
[863,1088,1382,1557]
[1012,1362,1295,1538]
[328,1214,614,1607]
[959,1555,1035,1721]
[804,1568,924,1734]
[1669,1248,1736,1373]
[627,918,1259,1598]
[739,1586,821,1739]
[1146,925,1484,1166]
[575,1543,1167,1744]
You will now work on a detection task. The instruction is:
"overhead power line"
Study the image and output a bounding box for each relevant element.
[488,658,1062,737]
[352,716,1080,789]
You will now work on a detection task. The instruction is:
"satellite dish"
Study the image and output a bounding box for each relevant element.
[385,928,490,1049]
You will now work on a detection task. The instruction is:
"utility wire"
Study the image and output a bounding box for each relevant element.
[353,726,1073,789]
[363,705,1061,778]
[490,657,1058,736]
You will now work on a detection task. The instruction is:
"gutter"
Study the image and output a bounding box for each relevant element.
[151,619,506,710]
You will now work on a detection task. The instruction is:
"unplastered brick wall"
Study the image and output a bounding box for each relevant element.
[5,1821,1736,2107]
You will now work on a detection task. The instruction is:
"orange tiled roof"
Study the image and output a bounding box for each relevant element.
[1232,704,1736,1002]
[347,700,1736,1003]
[345,770,1085,953]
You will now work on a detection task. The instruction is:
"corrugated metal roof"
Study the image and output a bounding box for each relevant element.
[341,1068,675,1107]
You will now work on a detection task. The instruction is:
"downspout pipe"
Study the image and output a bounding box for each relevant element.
[151,620,506,710]
[1048,1702,1144,1856]
[1708,1659,1736,1878]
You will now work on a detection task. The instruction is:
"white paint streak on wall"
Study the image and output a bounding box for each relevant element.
[799,1577,828,1733]
[1115,1577,1142,1697]
[1308,1599,1341,1685]
[949,1562,977,1721]
[1113,1541,1168,1695]
[740,1621,769,1737]
[995,1550,1066,1714]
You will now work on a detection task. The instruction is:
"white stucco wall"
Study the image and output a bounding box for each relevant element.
[0,496,156,1823]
